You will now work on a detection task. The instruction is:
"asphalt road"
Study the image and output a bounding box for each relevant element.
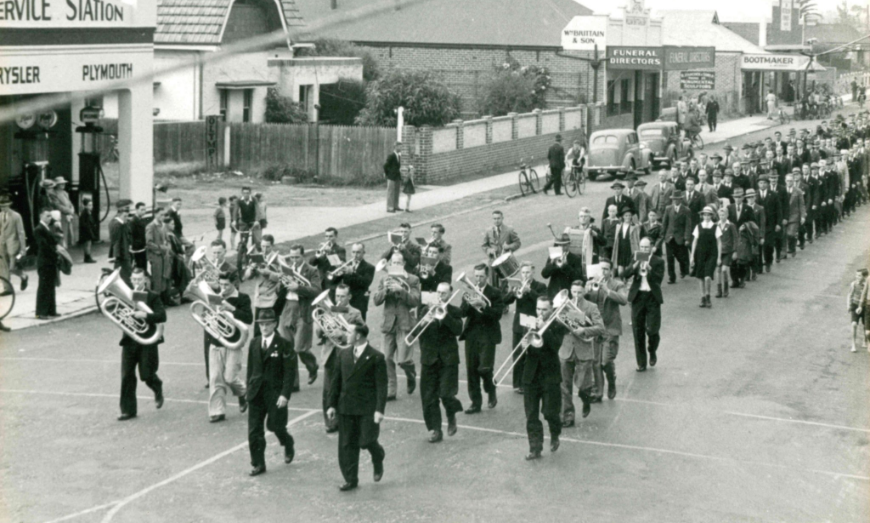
[2,118,869,523]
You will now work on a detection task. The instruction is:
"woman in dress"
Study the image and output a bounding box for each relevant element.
[401,165,416,212]
[690,206,721,308]
[611,208,639,277]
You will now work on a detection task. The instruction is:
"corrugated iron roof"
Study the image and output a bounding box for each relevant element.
[156,0,303,45]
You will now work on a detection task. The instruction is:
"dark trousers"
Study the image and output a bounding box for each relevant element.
[707,114,717,132]
[247,389,293,468]
[543,167,563,195]
[665,239,690,281]
[338,414,385,485]
[322,351,339,430]
[511,331,527,390]
[465,341,496,408]
[120,343,162,416]
[524,382,562,453]
[133,251,147,271]
[114,258,132,286]
[420,360,462,433]
[35,265,57,317]
[202,333,210,381]
[631,292,661,369]
[773,230,784,260]
[762,234,776,267]
[817,205,829,234]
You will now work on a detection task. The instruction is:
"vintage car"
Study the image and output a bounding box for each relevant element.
[584,128,651,180]
[637,121,692,169]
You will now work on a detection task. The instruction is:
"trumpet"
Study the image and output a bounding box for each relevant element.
[404,290,461,346]
[327,259,355,280]
[506,276,531,298]
[639,262,648,277]
[186,281,250,350]
[96,269,164,345]
[190,245,220,286]
[455,272,491,312]
[316,241,331,258]
[312,290,353,349]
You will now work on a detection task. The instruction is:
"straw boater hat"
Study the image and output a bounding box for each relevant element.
[745,188,757,197]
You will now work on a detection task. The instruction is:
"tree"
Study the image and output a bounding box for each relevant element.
[355,69,461,127]
[477,60,553,116]
[264,88,308,124]
[319,79,367,125]
[296,38,380,82]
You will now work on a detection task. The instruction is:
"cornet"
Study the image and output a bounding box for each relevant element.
[404,290,461,346]
[312,290,353,349]
[455,272,491,313]
[327,259,355,280]
[96,269,164,346]
[278,258,311,288]
[316,241,331,258]
[186,281,250,350]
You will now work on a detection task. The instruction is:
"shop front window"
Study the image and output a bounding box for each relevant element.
[620,79,631,114]
[607,80,617,116]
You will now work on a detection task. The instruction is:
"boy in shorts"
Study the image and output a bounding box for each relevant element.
[849,268,868,352]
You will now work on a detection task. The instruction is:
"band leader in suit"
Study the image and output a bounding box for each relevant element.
[246,309,297,477]
[118,268,166,421]
[318,284,363,433]
[541,233,584,300]
[502,261,547,394]
[460,264,505,413]
[419,282,464,443]
[622,238,665,372]
[35,208,59,319]
[332,243,375,321]
[327,323,388,491]
[481,210,521,287]
[661,191,693,283]
[312,227,347,296]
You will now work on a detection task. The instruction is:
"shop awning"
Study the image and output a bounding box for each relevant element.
[740,53,810,71]
[215,80,277,90]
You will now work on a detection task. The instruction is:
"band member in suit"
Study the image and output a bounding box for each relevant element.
[481,210,521,287]
[623,238,665,371]
[207,271,253,422]
[564,207,603,270]
[317,284,363,433]
[109,199,133,286]
[373,252,421,400]
[542,234,585,299]
[35,208,59,319]
[279,244,323,388]
[427,223,452,264]
[332,243,375,321]
[117,268,166,421]
[327,323,388,491]
[419,282,464,442]
[244,234,285,335]
[558,281,605,426]
[460,264,505,413]
[755,176,781,272]
[661,191,692,284]
[0,194,28,312]
[145,207,174,304]
[584,259,628,401]
[246,309,297,477]
[601,181,636,224]
[384,142,403,213]
[522,296,565,460]
[784,173,806,257]
[418,244,452,292]
[381,222,421,274]
[503,262,547,394]
[312,227,347,295]
[648,170,674,219]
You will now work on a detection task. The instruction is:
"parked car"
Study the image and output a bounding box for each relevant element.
[637,121,693,170]
[584,129,651,180]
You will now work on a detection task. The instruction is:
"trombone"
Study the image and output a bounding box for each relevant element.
[404,290,461,346]
[455,272,491,312]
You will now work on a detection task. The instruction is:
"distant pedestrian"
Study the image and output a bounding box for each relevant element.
[166,197,184,239]
[0,194,28,324]
[228,195,238,250]
[34,208,59,320]
[214,196,227,242]
[677,95,687,133]
[543,134,565,195]
[849,268,868,353]
[766,90,777,119]
[706,96,720,132]
[255,193,268,229]
[384,142,402,213]
[401,166,415,212]
[78,198,98,263]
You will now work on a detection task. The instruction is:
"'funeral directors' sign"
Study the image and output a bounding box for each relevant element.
[562,16,607,52]
[663,46,715,71]
[606,46,662,70]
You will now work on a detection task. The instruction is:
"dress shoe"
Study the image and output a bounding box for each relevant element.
[48,313,60,318]
[339,482,358,491]
[636,366,647,372]
[155,391,164,409]
[667,280,676,285]
[117,413,136,421]
[765,265,771,273]
[20,275,28,291]
[562,419,574,428]
[525,451,542,460]
[550,436,560,453]
[249,465,266,477]
[581,401,591,418]
[447,415,457,436]
[407,376,416,395]
[487,390,497,409]
[308,367,319,385]
[590,396,603,404]
[238,396,248,413]
[325,426,339,434]
[699,297,706,308]
[464,406,481,414]
[84,257,97,264]
[0,322,10,332]
[284,445,295,464]
[209,414,226,423]
[428,430,443,443]
[373,460,384,482]
[649,353,657,367]
[514,388,524,395]
[607,379,617,399]
[715,285,723,298]
[386,395,397,402]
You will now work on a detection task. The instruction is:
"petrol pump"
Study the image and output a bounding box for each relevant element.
[11,112,57,248]
[75,106,106,241]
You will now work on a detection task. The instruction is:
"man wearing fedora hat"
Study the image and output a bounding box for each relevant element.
[109,199,134,286]
[47,177,76,249]
[246,308,297,477]
[541,233,584,300]
[601,181,635,224]
[661,191,692,284]
[0,194,28,301]
[745,188,766,280]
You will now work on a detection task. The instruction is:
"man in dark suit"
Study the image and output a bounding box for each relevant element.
[601,181,636,224]
[541,234,584,299]
[109,199,133,285]
[317,284,363,433]
[418,244,452,292]
[166,197,184,239]
[130,202,149,270]
[460,264,505,413]
[622,238,665,371]
[718,170,735,203]
[333,243,375,320]
[683,178,705,228]
[312,227,347,296]
[117,268,166,421]
[384,142,402,213]
[522,295,566,460]
[327,323,388,491]
[247,309,297,476]
[661,191,692,283]
[34,208,58,319]
[503,262,548,394]
[768,175,790,261]
[543,134,565,195]
[418,282,464,443]
[755,176,781,272]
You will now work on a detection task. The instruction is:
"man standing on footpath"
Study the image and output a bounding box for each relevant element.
[543,134,565,196]
[384,142,403,213]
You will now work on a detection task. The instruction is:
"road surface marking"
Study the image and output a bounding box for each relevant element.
[0,357,202,366]
[723,411,870,434]
[44,502,121,523]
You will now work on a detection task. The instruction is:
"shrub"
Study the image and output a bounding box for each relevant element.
[356,69,461,127]
[265,88,309,124]
[478,58,552,116]
[320,79,367,125]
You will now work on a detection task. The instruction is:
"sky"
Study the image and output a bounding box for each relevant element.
[575,0,868,23]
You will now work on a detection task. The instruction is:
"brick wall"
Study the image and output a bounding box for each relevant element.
[355,44,605,117]
[663,52,743,117]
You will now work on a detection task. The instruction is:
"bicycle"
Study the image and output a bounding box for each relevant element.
[563,164,584,198]
[517,158,540,197]
[236,227,253,277]
[0,276,16,326]
[685,129,704,150]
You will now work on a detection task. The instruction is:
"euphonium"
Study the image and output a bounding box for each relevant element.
[311,290,352,349]
[96,269,164,345]
[278,258,312,287]
[404,290,460,346]
[190,246,219,286]
[187,281,249,350]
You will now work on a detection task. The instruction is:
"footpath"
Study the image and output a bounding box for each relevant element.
[1,107,847,331]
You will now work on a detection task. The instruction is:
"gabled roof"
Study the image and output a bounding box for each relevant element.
[722,22,760,46]
[657,10,767,54]
[298,0,593,48]
[156,0,303,45]
[806,23,864,45]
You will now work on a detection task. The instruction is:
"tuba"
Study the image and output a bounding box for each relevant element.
[311,290,353,349]
[96,269,164,345]
[190,246,219,286]
[186,281,250,350]
[404,289,460,346]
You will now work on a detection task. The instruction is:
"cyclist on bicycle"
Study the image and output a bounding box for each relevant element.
[565,139,586,173]
[683,103,702,144]
[234,187,262,255]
